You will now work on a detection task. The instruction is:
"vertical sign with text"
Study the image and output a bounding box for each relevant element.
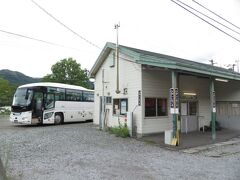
[170,88,179,114]
[138,90,141,106]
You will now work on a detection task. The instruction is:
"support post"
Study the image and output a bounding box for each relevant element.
[210,79,216,140]
[171,71,178,138]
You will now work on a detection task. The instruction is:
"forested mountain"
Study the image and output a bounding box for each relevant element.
[0,69,41,85]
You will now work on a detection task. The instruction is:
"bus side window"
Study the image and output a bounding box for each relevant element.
[45,94,55,109]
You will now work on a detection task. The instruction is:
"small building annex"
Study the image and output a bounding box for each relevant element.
[89,42,240,138]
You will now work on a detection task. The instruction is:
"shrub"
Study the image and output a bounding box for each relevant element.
[0,107,11,115]
[108,125,129,138]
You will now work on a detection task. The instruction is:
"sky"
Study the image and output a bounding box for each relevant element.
[0,0,240,78]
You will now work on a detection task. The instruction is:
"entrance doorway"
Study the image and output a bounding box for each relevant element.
[32,91,43,122]
[180,101,198,133]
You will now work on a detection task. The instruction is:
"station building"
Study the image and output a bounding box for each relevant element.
[90,42,240,138]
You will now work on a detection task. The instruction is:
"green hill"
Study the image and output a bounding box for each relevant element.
[0,69,41,85]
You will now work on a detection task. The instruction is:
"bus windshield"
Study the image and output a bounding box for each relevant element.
[12,88,33,106]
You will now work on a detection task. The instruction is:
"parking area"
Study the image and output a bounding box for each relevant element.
[0,115,240,180]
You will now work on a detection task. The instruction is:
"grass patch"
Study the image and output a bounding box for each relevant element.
[109,125,129,138]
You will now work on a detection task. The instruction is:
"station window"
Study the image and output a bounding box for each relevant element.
[145,98,167,117]
[189,101,197,115]
[113,98,128,115]
[105,96,112,104]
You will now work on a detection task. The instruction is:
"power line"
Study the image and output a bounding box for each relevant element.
[31,0,101,49]
[0,28,136,65]
[175,0,240,36]
[192,0,240,31]
[171,0,240,43]
[30,1,152,65]
[0,29,82,51]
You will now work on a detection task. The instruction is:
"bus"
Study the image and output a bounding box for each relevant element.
[10,82,94,125]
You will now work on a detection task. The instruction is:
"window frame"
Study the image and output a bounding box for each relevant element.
[113,98,128,116]
[44,93,55,110]
[144,97,168,118]
[82,91,94,102]
[105,96,112,104]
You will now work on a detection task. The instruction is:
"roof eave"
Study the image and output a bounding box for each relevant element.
[89,42,115,78]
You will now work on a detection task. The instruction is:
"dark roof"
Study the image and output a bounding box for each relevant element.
[90,42,240,80]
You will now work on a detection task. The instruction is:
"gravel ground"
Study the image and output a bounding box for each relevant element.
[0,115,240,180]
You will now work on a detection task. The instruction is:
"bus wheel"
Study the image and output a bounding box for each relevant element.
[54,113,63,125]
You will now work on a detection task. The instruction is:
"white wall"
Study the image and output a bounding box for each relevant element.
[142,69,172,134]
[93,50,142,134]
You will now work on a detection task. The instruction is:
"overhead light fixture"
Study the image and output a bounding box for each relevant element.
[183,92,197,96]
[215,78,228,82]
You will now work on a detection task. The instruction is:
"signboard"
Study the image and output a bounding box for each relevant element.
[170,88,179,114]
[138,90,141,106]
[212,91,216,113]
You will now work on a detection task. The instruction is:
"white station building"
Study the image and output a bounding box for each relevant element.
[90,42,240,138]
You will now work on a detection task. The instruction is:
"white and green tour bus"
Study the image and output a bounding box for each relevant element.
[10,82,94,125]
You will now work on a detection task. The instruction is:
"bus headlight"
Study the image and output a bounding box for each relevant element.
[44,112,54,119]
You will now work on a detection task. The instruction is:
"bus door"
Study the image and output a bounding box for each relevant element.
[33,91,44,122]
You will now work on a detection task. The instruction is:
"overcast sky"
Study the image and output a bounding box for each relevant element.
[0,0,240,77]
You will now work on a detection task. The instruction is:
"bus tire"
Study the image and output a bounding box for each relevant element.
[54,113,63,125]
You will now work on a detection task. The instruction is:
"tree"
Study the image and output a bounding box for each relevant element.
[42,58,92,89]
[0,78,17,106]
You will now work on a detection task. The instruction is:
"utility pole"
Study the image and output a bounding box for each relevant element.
[115,22,121,94]
[226,64,236,71]
[209,59,216,66]
[232,64,236,71]
[235,60,239,72]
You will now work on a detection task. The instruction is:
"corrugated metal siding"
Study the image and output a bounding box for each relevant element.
[216,80,240,101]
[215,81,240,130]
[216,102,240,130]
